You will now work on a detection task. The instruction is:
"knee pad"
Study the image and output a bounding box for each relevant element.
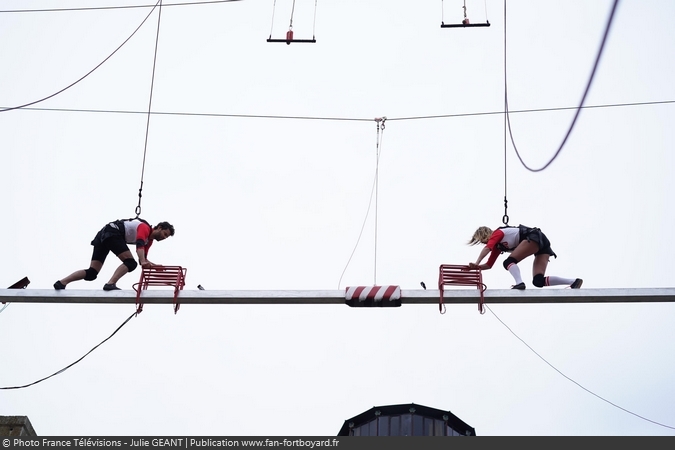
[123,258,138,272]
[503,256,518,270]
[84,267,98,281]
[533,274,546,288]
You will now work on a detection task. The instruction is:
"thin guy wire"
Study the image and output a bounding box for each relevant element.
[312,0,318,39]
[8,99,673,123]
[0,0,242,14]
[337,159,378,290]
[486,304,675,430]
[503,0,508,225]
[374,122,385,285]
[269,0,277,38]
[289,0,296,28]
[337,120,385,290]
[136,0,164,217]
[0,0,162,113]
[337,171,377,290]
[504,0,620,172]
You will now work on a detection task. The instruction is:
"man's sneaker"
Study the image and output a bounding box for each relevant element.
[570,278,583,289]
[511,282,526,290]
[53,280,66,290]
[103,283,121,291]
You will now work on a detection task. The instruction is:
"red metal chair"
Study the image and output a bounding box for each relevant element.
[438,264,486,314]
[133,265,187,315]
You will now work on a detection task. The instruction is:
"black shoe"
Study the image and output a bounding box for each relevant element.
[511,282,526,290]
[570,278,583,289]
[103,283,121,291]
[54,280,66,290]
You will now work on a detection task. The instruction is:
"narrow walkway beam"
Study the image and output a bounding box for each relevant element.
[1,288,674,306]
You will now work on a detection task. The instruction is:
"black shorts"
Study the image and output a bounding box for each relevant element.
[522,228,557,258]
[90,223,131,263]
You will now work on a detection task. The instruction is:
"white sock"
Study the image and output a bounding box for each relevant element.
[546,276,575,286]
[507,263,523,284]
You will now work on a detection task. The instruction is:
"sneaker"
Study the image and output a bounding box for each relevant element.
[511,282,526,290]
[53,280,66,290]
[103,283,121,291]
[570,278,583,289]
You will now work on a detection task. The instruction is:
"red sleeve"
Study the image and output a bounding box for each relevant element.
[484,229,504,268]
[135,223,152,250]
[485,248,500,268]
[143,240,153,256]
[485,229,504,251]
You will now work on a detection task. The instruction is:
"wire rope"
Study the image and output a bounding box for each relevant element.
[0,0,163,114]
[8,99,672,123]
[337,118,386,289]
[0,0,242,14]
[136,0,164,218]
[312,0,318,39]
[289,0,296,29]
[486,304,675,431]
[373,118,385,285]
[269,0,277,39]
[503,28,509,225]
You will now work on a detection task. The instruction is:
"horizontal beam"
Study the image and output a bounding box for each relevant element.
[440,22,491,28]
[266,39,316,43]
[1,288,674,306]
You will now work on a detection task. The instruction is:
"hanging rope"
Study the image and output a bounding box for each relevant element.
[336,117,386,290]
[0,312,136,390]
[374,117,386,285]
[268,0,278,39]
[502,1,509,226]
[289,0,296,30]
[136,0,164,218]
[503,0,620,172]
[312,0,318,40]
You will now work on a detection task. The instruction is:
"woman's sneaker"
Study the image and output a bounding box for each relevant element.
[511,282,526,290]
[570,278,583,289]
[53,280,66,290]
[103,283,121,291]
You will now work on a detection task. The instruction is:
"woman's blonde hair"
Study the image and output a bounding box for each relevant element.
[468,226,492,246]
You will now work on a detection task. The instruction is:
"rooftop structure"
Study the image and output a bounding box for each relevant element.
[338,403,475,436]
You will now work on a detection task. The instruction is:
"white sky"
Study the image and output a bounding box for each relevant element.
[1,0,674,437]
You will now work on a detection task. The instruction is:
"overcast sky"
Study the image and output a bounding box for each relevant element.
[1,0,674,437]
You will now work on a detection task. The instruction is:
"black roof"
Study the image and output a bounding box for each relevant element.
[337,402,475,436]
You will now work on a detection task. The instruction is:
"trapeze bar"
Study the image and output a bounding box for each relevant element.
[1,288,674,306]
[441,22,490,28]
[266,38,317,44]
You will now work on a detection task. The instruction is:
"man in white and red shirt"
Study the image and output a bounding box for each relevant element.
[54,218,175,291]
[468,225,582,290]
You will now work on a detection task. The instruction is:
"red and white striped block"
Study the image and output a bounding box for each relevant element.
[345,285,401,302]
